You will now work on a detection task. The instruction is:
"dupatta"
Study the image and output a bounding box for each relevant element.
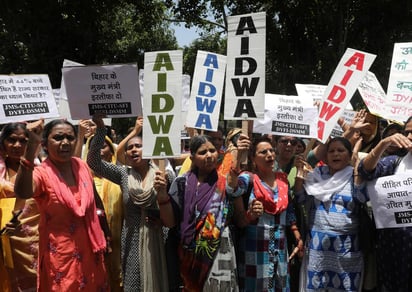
[41,157,106,253]
[178,169,229,291]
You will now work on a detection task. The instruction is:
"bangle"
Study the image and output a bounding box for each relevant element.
[158,197,170,206]
[20,157,35,171]
[290,225,299,232]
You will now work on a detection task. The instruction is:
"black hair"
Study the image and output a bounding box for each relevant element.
[189,135,214,155]
[0,123,28,151]
[296,138,306,151]
[326,136,353,156]
[125,135,143,151]
[382,123,403,139]
[42,119,77,154]
[250,135,273,158]
[404,116,412,128]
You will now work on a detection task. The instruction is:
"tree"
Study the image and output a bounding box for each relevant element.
[169,0,412,104]
[0,0,178,87]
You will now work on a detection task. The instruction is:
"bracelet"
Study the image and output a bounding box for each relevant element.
[20,156,35,171]
[158,197,170,206]
[290,225,299,232]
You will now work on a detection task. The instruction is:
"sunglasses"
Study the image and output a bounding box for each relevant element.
[257,148,275,155]
[278,139,298,146]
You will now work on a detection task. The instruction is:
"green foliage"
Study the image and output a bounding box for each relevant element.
[171,0,412,111]
[0,0,178,87]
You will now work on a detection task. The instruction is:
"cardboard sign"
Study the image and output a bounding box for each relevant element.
[186,51,226,131]
[62,63,141,119]
[253,94,318,138]
[143,50,182,158]
[386,42,412,122]
[0,75,59,123]
[368,173,412,228]
[224,12,266,120]
[317,48,376,143]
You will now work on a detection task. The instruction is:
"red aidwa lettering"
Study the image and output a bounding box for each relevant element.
[327,85,346,103]
[340,69,354,86]
[319,101,341,121]
[318,120,325,141]
[344,52,365,71]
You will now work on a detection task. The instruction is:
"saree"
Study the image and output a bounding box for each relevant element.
[172,169,236,291]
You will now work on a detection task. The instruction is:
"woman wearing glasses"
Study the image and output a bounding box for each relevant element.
[227,135,303,291]
[357,116,412,291]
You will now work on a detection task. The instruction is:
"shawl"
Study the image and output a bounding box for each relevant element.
[178,169,228,291]
[304,165,353,202]
[180,169,224,246]
[127,163,157,207]
[127,162,168,291]
[253,172,289,215]
[41,157,106,253]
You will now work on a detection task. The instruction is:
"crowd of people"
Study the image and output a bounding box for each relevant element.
[0,110,411,291]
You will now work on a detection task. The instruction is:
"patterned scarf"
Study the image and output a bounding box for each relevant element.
[253,172,289,215]
[179,169,228,291]
[41,157,106,253]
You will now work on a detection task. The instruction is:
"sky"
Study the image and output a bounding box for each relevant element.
[172,24,201,47]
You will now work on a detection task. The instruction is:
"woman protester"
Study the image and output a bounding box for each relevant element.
[87,114,171,291]
[227,135,303,291]
[357,116,412,292]
[156,135,239,291]
[294,137,368,292]
[14,119,108,291]
[0,122,40,291]
[83,129,123,291]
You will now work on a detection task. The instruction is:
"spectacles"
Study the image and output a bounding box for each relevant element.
[257,148,275,155]
[52,134,76,142]
[279,139,298,146]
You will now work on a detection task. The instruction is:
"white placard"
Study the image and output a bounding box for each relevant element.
[186,50,226,131]
[62,63,141,119]
[140,69,191,130]
[143,50,182,158]
[0,74,59,123]
[367,173,412,228]
[318,48,376,143]
[386,42,412,122]
[253,94,318,138]
[358,71,389,119]
[224,12,266,120]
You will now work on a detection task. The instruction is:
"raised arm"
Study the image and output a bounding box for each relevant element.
[116,116,143,165]
[88,113,123,185]
[74,119,90,158]
[362,133,412,172]
[14,119,44,199]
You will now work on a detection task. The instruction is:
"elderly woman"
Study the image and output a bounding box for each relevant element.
[295,137,368,292]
